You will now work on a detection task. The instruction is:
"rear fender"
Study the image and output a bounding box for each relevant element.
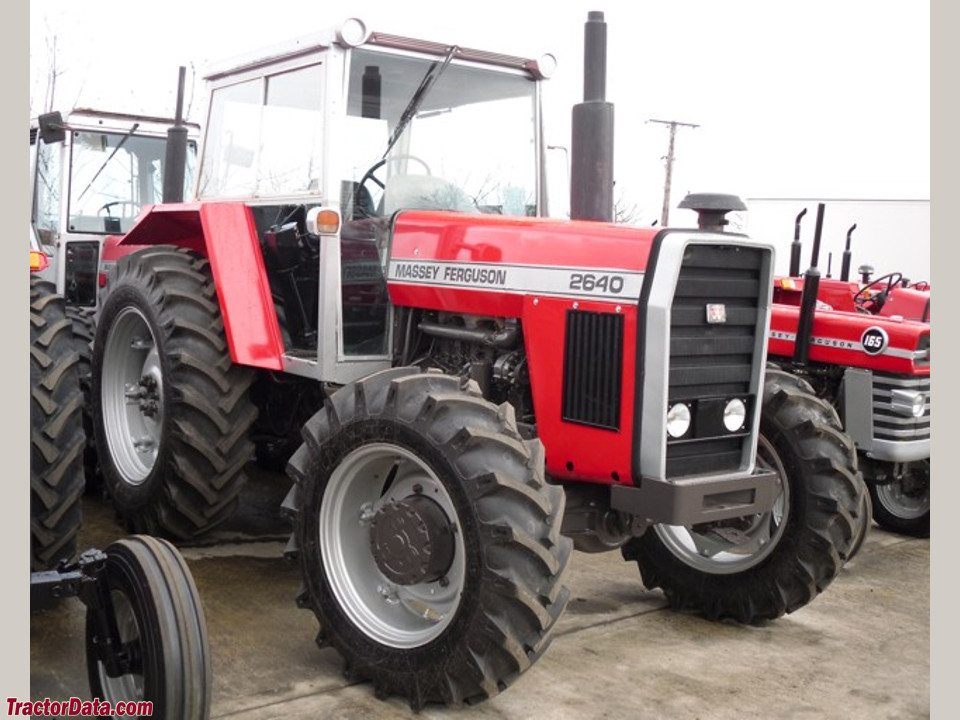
[116,203,284,369]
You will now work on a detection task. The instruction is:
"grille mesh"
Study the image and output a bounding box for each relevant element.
[872,373,930,442]
[666,244,765,476]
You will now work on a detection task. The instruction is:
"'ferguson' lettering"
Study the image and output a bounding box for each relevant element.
[442,266,507,286]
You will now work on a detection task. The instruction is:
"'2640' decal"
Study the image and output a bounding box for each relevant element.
[569,272,626,294]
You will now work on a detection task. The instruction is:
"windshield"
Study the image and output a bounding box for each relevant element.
[343,48,540,219]
[64,130,197,234]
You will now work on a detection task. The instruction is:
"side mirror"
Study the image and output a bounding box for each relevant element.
[37,111,66,144]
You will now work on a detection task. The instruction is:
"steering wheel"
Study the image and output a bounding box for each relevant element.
[355,155,432,215]
[98,200,141,219]
[854,272,903,314]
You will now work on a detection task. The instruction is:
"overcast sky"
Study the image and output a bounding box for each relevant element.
[30,0,929,223]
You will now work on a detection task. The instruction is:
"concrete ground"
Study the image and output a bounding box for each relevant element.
[31,467,930,719]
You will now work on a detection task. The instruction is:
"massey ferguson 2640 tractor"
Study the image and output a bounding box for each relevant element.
[90,14,864,708]
[764,204,930,537]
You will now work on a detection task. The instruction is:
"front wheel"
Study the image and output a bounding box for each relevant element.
[622,368,866,622]
[85,536,211,719]
[867,460,929,537]
[286,368,571,710]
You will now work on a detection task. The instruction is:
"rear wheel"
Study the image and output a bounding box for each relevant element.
[622,368,866,622]
[92,246,257,538]
[86,535,211,719]
[286,368,571,709]
[867,460,929,537]
[30,277,85,571]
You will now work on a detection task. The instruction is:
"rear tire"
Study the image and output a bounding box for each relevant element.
[623,368,866,622]
[30,277,85,571]
[92,246,257,539]
[66,305,101,489]
[85,535,211,719]
[287,368,571,709]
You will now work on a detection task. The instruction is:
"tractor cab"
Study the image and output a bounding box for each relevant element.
[30,109,199,309]
[161,18,555,381]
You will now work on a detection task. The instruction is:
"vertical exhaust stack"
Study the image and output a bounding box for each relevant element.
[570,11,615,222]
[840,223,856,282]
[789,208,807,277]
[793,202,825,366]
[162,66,189,204]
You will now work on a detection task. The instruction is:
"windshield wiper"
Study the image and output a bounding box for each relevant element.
[383,46,459,158]
[76,123,141,202]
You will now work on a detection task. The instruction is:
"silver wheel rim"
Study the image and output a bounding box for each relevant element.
[97,589,144,704]
[875,479,929,520]
[653,434,789,574]
[101,306,163,485]
[320,443,465,648]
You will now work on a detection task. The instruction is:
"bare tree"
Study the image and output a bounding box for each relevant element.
[614,191,644,226]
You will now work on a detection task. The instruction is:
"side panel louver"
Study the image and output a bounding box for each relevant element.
[563,310,624,431]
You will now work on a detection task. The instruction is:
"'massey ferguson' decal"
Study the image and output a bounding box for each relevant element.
[388,259,644,301]
[770,329,911,358]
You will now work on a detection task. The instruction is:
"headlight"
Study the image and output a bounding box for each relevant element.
[723,398,747,432]
[666,403,691,438]
[891,389,927,418]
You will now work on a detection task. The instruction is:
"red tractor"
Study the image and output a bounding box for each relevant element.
[90,14,864,709]
[762,202,929,536]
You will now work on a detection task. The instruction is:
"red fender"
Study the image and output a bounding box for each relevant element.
[115,203,285,369]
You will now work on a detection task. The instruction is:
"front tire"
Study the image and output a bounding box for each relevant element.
[85,535,211,719]
[92,246,257,538]
[30,277,85,571]
[622,368,866,622]
[287,368,571,709]
[867,460,929,537]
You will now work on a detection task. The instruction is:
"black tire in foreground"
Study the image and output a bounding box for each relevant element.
[86,535,211,719]
[30,276,85,571]
[622,367,867,623]
[91,246,257,539]
[286,368,572,710]
[866,460,930,538]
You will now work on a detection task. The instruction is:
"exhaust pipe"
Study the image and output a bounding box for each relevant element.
[789,208,807,277]
[162,66,189,204]
[793,202,825,366]
[570,11,614,222]
[840,223,856,282]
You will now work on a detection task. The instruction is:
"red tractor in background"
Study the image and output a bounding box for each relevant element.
[89,13,865,709]
[760,201,929,536]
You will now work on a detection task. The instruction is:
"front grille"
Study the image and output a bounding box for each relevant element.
[562,310,624,431]
[872,372,930,442]
[666,244,764,476]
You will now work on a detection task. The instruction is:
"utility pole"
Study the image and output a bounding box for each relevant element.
[648,118,699,227]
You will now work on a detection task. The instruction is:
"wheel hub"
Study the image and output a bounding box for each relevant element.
[369,494,455,585]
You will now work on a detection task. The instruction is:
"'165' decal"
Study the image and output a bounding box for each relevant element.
[861,326,888,356]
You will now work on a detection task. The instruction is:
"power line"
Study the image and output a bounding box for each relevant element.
[648,118,699,226]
